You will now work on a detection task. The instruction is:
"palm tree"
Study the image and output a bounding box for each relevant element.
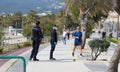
[12,12,23,35]
[107,0,120,72]
[13,12,22,28]
[1,14,13,28]
[23,10,39,37]
[25,10,39,24]
[64,0,120,72]
[64,0,111,48]
[113,0,120,14]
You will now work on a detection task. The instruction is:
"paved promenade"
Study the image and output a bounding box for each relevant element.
[26,38,91,72]
[26,36,119,72]
[1,32,119,72]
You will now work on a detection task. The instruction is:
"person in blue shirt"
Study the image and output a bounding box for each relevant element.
[72,26,83,57]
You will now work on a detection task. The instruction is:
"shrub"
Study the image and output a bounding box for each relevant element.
[88,39,110,60]
[23,41,32,47]
[110,38,120,43]
[0,48,3,54]
[0,27,4,46]
[0,41,32,54]
[18,43,25,48]
[1,45,18,54]
[106,36,120,43]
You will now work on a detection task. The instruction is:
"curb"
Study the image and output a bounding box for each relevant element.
[0,39,118,72]
[0,48,32,72]
[110,42,117,46]
[0,43,49,72]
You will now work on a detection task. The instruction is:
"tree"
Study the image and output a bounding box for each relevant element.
[40,16,55,36]
[79,2,95,49]
[113,0,120,14]
[107,0,120,72]
[23,10,39,37]
[64,0,72,16]
[64,1,120,71]
[88,39,110,60]
[0,27,4,45]
[1,14,13,28]
[12,12,23,35]
[64,0,111,49]
[108,43,120,72]
[25,10,39,24]
[12,12,23,28]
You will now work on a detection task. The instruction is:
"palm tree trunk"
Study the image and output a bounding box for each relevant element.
[80,17,87,49]
[64,0,71,16]
[79,3,95,49]
[108,43,120,72]
[107,0,120,72]
[113,0,120,14]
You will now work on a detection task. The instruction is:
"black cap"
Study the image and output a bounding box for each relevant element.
[52,24,57,27]
[36,21,40,25]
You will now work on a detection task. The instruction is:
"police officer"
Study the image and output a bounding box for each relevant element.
[49,25,58,60]
[29,21,43,61]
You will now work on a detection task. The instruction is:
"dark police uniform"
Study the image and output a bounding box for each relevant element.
[50,29,57,60]
[30,25,43,61]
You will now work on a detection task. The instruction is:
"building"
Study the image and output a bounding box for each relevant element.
[102,11,120,38]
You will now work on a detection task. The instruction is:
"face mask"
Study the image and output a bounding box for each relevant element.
[55,27,57,30]
[53,27,57,30]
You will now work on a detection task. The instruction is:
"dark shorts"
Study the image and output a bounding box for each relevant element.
[74,42,82,46]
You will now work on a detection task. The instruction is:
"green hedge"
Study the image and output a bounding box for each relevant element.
[106,36,120,43]
[111,38,120,43]
[0,41,32,54]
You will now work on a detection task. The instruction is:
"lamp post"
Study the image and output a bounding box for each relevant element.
[117,15,119,40]
[22,17,24,32]
[15,22,17,35]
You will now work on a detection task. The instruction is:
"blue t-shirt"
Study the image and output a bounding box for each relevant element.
[73,31,82,43]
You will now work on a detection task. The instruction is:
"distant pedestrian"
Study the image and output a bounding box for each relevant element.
[98,31,101,34]
[49,25,58,60]
[109,32,112,40]
[29,21,43,61]
[102,31,106,39]
[72,26,83,57]
[62,29,67,44]
[67,29,70,40]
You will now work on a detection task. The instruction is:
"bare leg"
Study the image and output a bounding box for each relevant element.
[79,45,82,54]
[79,45,83,56]
[72,46,76,56]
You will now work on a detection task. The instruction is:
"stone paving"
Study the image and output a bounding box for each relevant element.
[26,38,91,72]
[26,38,119,72]
[1,32,120,72]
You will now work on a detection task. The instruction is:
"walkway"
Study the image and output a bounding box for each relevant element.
[1,31,119,72]
[26,38,91,72]
[26,32,120,72]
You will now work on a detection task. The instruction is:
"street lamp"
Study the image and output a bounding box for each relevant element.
[15,22,17,35]
[117,15,119,40]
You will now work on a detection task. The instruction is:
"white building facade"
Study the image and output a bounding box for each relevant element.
[102,11,120,38]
